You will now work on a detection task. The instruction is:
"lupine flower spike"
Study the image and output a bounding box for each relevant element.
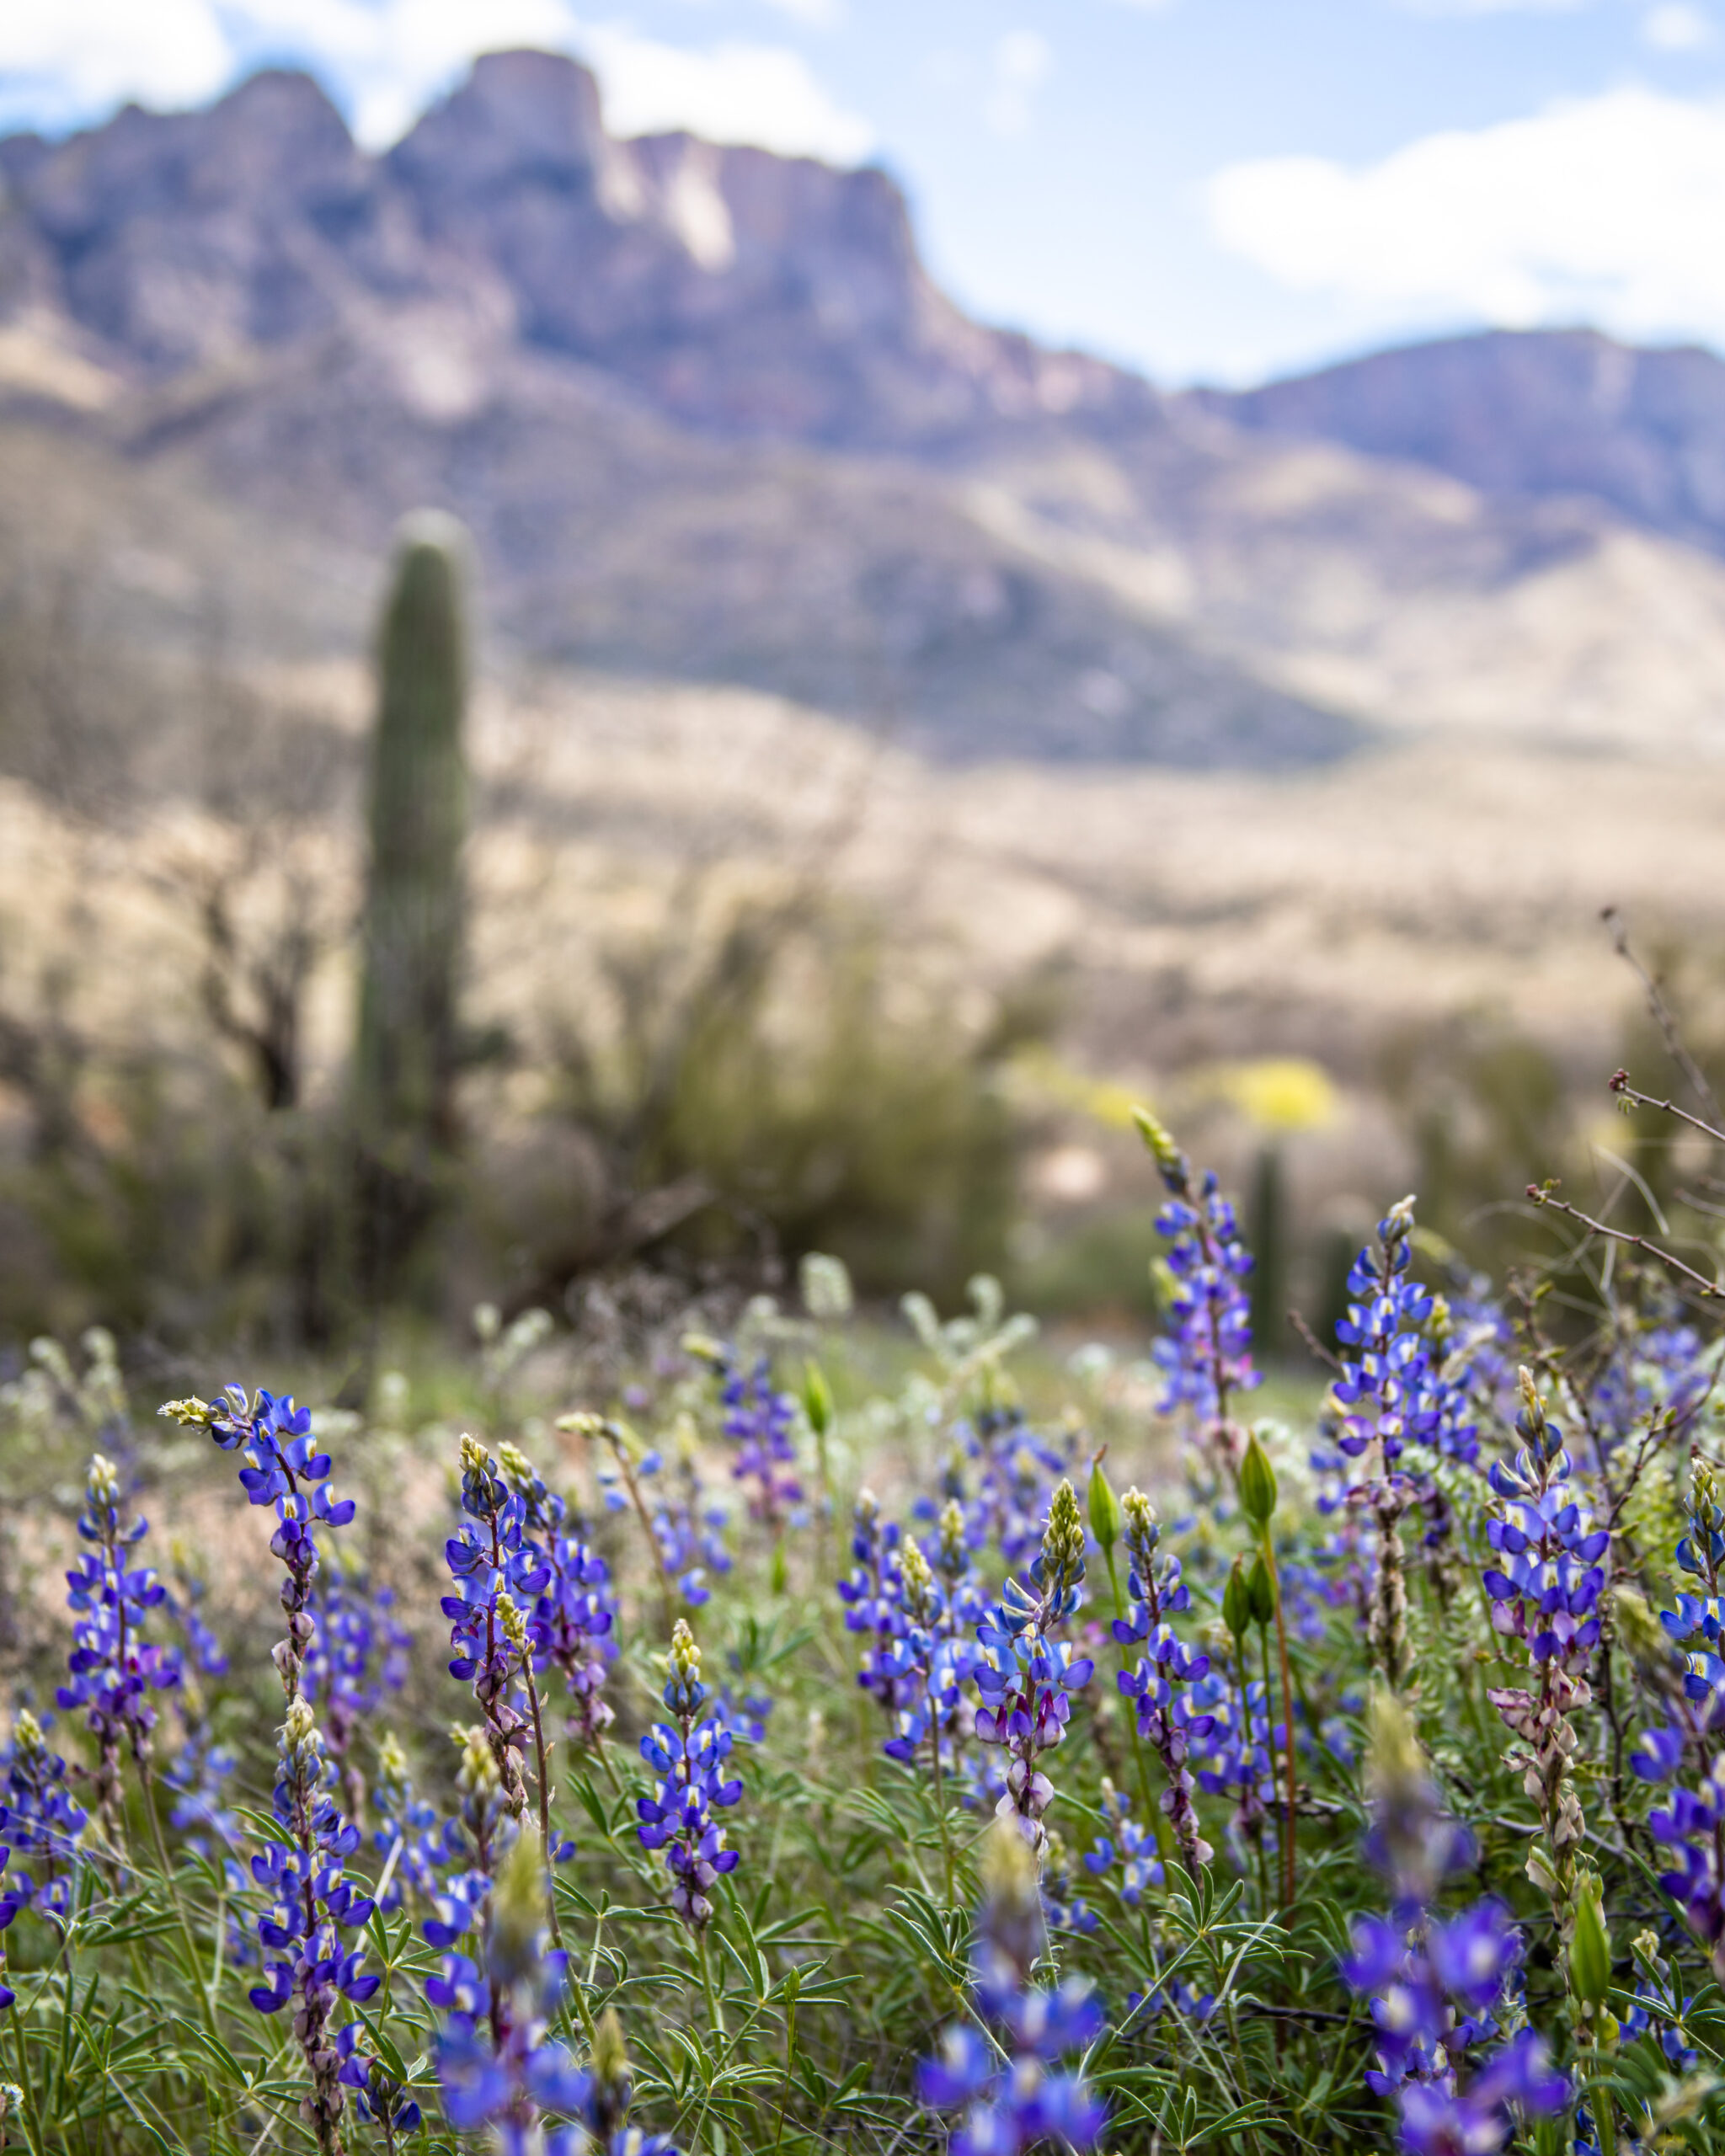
[974,1478,1094,1853]
[1482,1368,1609,1953]
[1340,1694,1567,2156]
[248,1697,380,2154]
[57,1453,178,1823]
[160,1387,355,1701]
[917,1817,1106,2156]
[636,1619,742,1932]
[1114,1487,1215,1870]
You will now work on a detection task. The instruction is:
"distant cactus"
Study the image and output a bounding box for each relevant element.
[353,512,471,1292]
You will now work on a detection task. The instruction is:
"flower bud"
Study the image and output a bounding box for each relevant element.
[1087,1456,1124,1554]
[1239,1433,1279,1528]
[1569,1872,1612,2015]
[802,1360,835,1438]
[1247,1553,1275,1629]
[1130,1104,1189,1193]
[1222,1557,1252,1644]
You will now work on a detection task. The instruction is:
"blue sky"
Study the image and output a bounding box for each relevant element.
[5,0,1725,385]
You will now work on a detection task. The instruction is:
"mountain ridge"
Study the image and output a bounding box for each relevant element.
[5,56,1725,772]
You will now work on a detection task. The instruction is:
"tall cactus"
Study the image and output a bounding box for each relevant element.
[353,512,471,1293]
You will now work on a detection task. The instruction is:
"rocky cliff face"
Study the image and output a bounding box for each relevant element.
[1199,328,1725,557]
[0,51,1148,450]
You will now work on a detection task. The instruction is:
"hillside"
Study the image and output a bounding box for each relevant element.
[8,53,1725,776]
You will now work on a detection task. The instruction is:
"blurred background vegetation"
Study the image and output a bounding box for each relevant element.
[2,508,1721,1376]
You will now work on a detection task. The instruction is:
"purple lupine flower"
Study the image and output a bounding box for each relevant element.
[304,1561,410,1823]
[955,1405,1071,1572]
[837,1491,910,1713]
[1646,1751,1725,1974]
[1340,1694,1565,2156]
[371,1731,462,1913]
[160,1386,355,1701]
[1661,1459,1725,1705]
[881,1540,971,1773]
[636,1620,743,1931]
[442,1436,553,1825]
[917,1819,1106,2156]
[528,1530,617,1751]
[1331,1200,1455,1687]
[430,1834,591,2155]
[1114,1489,1215,1870]
[973,1480,1094,1854]
[610,1429,733,1609]
[0,1710,86,1929]
[717,1354,802,1528]
[1082,1777,1165,1907]
[1188,1659,1280,1862]
[335,2023,424,2146]
[56,1454,179,1820]
[1135,1108,1259,1450]
[246,1696,380,2152]
[1332,1206,1442,1474]
[1480,1369,1607,1935]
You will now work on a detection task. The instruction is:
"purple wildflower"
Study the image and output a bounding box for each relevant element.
[917,1819,1106,2156]
[635,1620,742,1931]
[245,1697,380,2153]
[974,1479,1094,1854]
[56,1453,179,1821]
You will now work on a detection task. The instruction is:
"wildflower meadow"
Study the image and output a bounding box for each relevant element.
[5,1087,1725,2156]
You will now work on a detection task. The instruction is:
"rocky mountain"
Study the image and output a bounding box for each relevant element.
[4,55,1725,773]
[1198,328,1725,558]
[0,53,1146,451]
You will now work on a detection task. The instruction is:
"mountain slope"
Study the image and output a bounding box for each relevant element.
[6,60,1725,772]
[1197,328,1725,558]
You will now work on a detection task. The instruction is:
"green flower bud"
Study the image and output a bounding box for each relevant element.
[1222,1556,1252,1643]
[1247,1553,1275,1629]
[1042,1479,1087,1592]
[1239,1432,1279,1527]
[1130,1104,1189,1193]
[1569,1871,1612,2013]
[803,1360,834,1438]
[490,1831,548,1989]
[1087,1456,1124,1554]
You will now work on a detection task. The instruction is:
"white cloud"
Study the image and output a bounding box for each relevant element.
[0,0,232,116]
[1209,87,1725,348]
[579,27,873,159]
[985,28,1051,138]
[0,0,874,165]
[1645,3,1713,47]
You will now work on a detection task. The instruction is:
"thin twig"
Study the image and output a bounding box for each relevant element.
[1526,1182,1722,1299]
[1284,1310,1341,1374]
[1608,1070,1725,1150]
[1603,906,1724,1125]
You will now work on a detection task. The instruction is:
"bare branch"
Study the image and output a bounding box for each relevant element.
[1525,1179,1722,1300]
[1608,1068,1725,1150]
[1602,905,1724,1126]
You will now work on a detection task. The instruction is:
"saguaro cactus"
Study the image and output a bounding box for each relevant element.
[353,512,471,1292]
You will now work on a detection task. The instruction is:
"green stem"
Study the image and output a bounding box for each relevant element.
[521,1662,564,1951]
[696,1926,726,2038]
[10,1994,40,2156]
[1258,1529,1299,1908]
[928,1696,956,1907]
